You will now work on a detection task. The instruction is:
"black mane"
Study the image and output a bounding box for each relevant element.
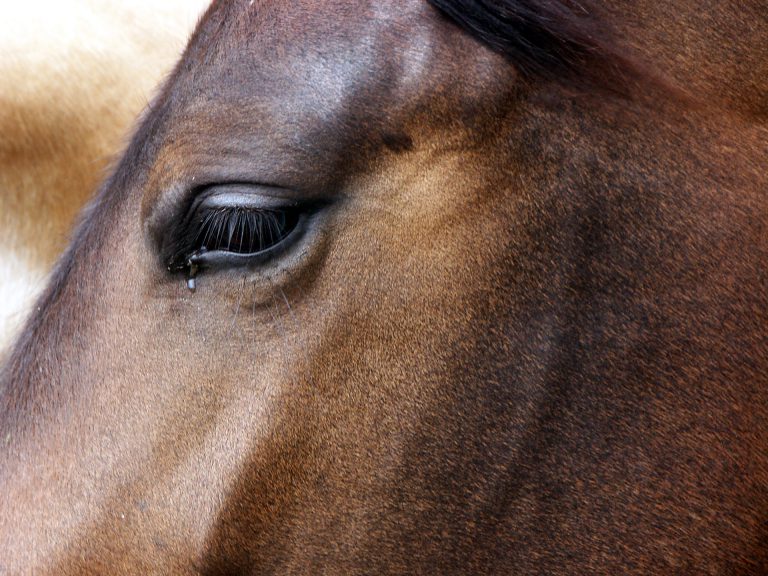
[428,0,637,91]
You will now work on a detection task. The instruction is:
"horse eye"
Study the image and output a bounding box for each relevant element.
[192,206,300,256]
[165,189,307,277]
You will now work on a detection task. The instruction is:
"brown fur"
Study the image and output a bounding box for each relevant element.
[1,0,766,573]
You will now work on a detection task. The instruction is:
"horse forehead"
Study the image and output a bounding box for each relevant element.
[207,0,433,57]
[141,0,497,186]
[162,0,439,132]
[174,0,505,132]
[237,0,428,34]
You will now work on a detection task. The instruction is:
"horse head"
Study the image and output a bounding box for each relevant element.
[1,0,766,573]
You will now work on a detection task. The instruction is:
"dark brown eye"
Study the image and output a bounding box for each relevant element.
[164,186,311,275]
[192,206,301,255]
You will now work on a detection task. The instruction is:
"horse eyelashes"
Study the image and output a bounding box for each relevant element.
[166,206,301,273]
[193,207,295,255]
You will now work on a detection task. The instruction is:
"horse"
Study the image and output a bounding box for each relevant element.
[0,0,208,353]
[1,0,766,573]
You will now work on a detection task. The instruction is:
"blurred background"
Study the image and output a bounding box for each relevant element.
[0,0,210,353]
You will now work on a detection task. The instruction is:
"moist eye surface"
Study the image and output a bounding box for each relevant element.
[164,186,305,274]
[191,206,300,255]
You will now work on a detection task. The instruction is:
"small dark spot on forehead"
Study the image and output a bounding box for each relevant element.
[382,132,415,153]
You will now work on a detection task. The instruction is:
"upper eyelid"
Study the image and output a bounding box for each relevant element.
[156,182,299,237]
[184,189,299,238]
[191,183,301,211]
